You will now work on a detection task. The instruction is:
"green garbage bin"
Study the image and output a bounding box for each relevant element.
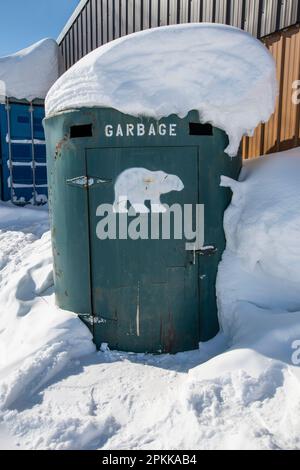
[44,107,241,353]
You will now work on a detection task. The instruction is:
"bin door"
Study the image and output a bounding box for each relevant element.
[86,146,200,353]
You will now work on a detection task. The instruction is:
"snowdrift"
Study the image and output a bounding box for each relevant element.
[0,38,61,101]
[219,147,300,341]
[0,203,94,411]
[186,147,300,449]
[45,23,277,156]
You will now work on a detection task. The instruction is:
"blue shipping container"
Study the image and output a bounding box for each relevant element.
[0,99,48,204]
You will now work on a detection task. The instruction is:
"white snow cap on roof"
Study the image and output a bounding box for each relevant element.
[45,23,277,156]
[0,38,60,102]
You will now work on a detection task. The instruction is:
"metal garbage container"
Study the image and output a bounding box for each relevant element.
[44,107,241,353]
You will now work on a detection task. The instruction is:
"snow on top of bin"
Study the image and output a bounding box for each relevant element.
[0,38,60,102]
[45,24,277,156]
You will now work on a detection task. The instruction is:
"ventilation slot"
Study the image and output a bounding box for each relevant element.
[189,123,213,136]
[70,124,93,138]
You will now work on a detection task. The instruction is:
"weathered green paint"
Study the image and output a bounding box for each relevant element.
[44,107,241,353]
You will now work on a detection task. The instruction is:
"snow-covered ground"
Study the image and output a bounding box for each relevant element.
[0,148,300,450]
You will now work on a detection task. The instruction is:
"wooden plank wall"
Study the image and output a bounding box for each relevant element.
[243,23,300,158]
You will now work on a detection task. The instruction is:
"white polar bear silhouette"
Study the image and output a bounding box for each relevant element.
[113,167,184,213]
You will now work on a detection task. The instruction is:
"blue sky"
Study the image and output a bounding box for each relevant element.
[0,0,80,56]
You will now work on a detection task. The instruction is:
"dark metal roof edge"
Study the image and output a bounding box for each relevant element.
[57,0,89,45]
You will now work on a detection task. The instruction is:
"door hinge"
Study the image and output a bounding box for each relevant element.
[79,314,107,325]
[66,176,112,188]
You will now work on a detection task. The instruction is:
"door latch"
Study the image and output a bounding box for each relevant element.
[194,246,218,256]
[66,176,112,188]
[188,245,218,264]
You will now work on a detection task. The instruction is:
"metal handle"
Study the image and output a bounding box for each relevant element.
[194,246,218,256]
[188,245,218,265]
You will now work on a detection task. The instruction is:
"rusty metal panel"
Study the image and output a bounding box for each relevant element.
[243,24,300,158]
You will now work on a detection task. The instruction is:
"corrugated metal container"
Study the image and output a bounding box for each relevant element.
[243,23,300,158]
[0,99,48,204]
[58,0,300,71]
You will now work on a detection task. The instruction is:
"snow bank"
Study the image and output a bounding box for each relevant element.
[221,147,300,286]
[45,23,277,157]
[184,356,300,449]
[0,38,61,101]
[215,147,300,357]
[183,148,300,449]
[0,203,94,410]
